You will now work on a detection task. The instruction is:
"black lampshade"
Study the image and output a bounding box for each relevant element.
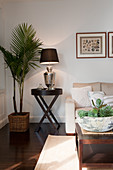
[40,48,59,64]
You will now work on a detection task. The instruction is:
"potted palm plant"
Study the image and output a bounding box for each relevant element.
[0,23,43,132]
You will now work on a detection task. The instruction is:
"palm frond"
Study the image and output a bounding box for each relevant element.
[1,23,43,113]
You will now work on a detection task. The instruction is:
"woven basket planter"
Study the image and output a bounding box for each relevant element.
[8,112,29,132]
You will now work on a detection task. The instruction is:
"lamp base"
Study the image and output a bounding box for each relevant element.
[44,66,55,90]
[46,86,55,90]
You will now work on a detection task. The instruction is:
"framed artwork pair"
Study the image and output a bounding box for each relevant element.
[76,32,113,59]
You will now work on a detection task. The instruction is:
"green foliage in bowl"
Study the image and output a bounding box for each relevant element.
[78,99,113,118]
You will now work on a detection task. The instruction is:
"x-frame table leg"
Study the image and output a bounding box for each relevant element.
[34,95,60,132]
[39,95,60,129]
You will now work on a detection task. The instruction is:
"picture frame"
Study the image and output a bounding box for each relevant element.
[108,32,113,58]
[76,32,106,59]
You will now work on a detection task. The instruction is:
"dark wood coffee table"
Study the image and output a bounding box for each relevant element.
[75,123,113,170]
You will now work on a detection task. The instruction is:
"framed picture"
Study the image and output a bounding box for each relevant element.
[76,32,106,59]
[108,32,113,58]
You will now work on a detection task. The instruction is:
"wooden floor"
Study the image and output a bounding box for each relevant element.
[0,123,66,170]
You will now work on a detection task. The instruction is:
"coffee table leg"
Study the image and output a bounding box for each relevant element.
[79,140,83,170]
[75,132,78,151]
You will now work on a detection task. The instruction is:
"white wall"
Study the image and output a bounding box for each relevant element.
[2,0,113,122]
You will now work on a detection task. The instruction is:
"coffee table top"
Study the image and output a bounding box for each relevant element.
[76,123,113,142]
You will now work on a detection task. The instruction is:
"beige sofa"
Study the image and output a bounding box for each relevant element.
[65,82,113,135]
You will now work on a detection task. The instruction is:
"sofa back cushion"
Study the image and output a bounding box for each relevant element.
[101,83,113,95]
[73,82,100,91]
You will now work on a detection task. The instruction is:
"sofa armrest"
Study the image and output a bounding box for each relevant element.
[65,96,76,134]
[65,96,75,103]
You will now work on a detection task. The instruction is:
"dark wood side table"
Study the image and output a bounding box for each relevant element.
[31,88,63,132]
[75,123,113,170]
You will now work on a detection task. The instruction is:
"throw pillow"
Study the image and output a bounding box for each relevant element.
[71,86,91,108]
[103,95,113,107]
[88,91,105,107]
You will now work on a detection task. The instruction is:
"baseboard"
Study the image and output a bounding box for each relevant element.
[0,116,8,129]
[0,115,65,127]
[30,116,41,123]
[0,115,65,128]
[30,116,65,123]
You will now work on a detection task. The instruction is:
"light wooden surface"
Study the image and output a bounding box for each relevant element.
[81,128,113,135]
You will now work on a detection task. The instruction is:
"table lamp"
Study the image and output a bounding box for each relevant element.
[40,48,59,90]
